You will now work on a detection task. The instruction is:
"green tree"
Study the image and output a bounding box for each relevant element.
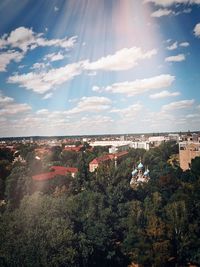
[5,166,32,208]
[0,193,77,267]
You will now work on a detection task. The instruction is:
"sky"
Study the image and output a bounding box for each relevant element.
[0,0,200,137]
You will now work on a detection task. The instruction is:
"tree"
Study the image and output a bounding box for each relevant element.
[0,160,12,198]
[0,193,78,267]
[165,201,189,265]
[5,166,32,208]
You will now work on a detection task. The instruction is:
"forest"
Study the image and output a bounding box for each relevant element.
[0,141,200,267]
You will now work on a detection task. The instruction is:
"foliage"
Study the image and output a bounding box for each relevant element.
[0,142,200,266]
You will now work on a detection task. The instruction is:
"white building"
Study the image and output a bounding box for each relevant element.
[168,134,180,142]
[89,140,132,147]
[109,144,129,154]
[148,136,169,146]
[131,141,150,150]
[89,140,150,151]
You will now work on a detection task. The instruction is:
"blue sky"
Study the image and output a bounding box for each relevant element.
[0,0,200,137]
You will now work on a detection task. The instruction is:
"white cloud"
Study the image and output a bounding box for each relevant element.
[66,96,112,114]
[149,90,180,99]
[162,99,194,111]
[144,0,200,7]
[6,27,35,52]
[0,27,77,52]
[0,27,77,71]
[18,65,26,69]
[8,61,84,94]
[0,50,24,71]
[111,103,143,118]
[194,23,200,38]
[179,42,190,47]
[92,85,103,93]
[101,74,175,96]
[54,6,59,12]
[34,35,77,50]
[167,42,178,50]
[87,71,97,76]
[84,47,157,71]
[0,92,31,116]
[42,93,53,99]
[181,8,192,13]
[186,113,200,118]
[44,52,64,62]
[0,92,14,106]
[3,103,31,115]
[31,62,49,70]
[151,8,173,17]
[36,109,49,115]
[165,54,185,62]
[151,7,192,17]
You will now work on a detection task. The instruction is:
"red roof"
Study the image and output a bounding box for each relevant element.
[114,151,128,158]
[90,155,112,165]
[32,166,78,181]
[64,146,83,152]
[51,166,78,174]
[89,151,128,165]
[32,172,56,181]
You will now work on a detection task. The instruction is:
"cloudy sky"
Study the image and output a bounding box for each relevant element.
[0,0,200,137]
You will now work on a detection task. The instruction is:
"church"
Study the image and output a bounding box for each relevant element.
[130,160,150,188]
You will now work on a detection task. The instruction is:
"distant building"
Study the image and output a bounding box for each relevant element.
[148,136,169,147]
[109,144,129,154]
[131,141,150,150]
[89,140,150,151]
[120,135,125,141]
[179,142,200,171]
[168,133,180,142]
[89,151,128,172]
[130,161,150,188]
[89,140,132,147]
[32,166,78,181]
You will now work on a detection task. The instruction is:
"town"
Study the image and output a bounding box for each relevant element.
[0,131,200,266]
[1,0,200,265]
[1,131,199,177]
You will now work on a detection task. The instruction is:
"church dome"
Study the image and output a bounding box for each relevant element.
[138,162,143,169]
[132,169,138,176]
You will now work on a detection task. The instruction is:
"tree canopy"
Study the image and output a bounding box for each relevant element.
[0,142,200,266]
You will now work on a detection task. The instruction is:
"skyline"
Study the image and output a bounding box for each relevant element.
[0,0,200,137]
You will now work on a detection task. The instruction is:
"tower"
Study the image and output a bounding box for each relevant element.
[114,155,117,169]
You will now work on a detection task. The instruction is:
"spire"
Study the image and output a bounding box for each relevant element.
[114,155,117,168]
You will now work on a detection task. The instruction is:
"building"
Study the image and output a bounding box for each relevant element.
[131,141,150,150]
[89,140,132,147]
[90,140,150,152]
[89,151,128,172]
[148,136,169,147]
[109,144,129,154]
[32,166,78,181]
[130,161,150,188]
[179,142,200,171]
[168,133,180,142]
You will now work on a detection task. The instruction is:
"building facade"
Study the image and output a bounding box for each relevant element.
[179,142,200,171]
